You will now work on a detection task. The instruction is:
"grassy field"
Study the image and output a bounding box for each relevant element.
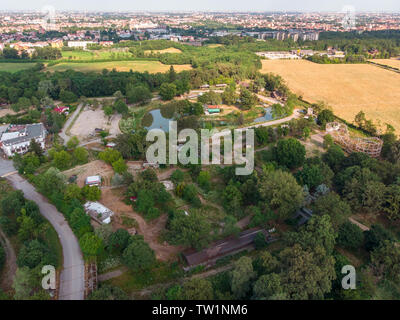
[369,58,400,70]
[0,62,37,73]
[61,49,133,60]
[46,60,192,73]
[144,47,182,55]
[261,59,400,133]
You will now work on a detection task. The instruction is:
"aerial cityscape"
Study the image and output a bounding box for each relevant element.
[0,0,400,308]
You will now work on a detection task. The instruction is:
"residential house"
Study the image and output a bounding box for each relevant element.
[0,123,46,157]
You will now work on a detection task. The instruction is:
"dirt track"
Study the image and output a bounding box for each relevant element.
[101,188,182,261]
[0,227,17,292]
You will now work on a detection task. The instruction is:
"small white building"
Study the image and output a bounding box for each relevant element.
[84,201,114,224]
[67,41,96,49]
[0,123,46,157]
[85,175,102,187]
[256,51,300,60]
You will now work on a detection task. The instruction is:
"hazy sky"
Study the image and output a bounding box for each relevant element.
[1,0,400,12]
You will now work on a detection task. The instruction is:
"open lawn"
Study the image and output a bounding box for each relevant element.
[46,60,192,73]
[61,48,133,60]
[261,59,400,133]
[0,62,36,73]
[369,58,400,70]
[144,47,182,55]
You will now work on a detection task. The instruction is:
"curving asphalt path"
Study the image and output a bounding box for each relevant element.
[59,103,83,146]
[1,159,84,300]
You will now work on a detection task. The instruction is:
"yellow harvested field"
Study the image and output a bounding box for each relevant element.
[261,59,400,133]
[369,58,400,70]
[144,47,182,54]
[207,44,224,48]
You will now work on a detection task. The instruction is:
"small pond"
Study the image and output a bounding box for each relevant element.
[254,107,276,123]
[143,109,173,132]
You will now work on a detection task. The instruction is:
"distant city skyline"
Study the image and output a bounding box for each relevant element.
[1,0,400,13]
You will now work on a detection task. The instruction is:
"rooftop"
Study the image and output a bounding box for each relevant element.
[0,123,46,146]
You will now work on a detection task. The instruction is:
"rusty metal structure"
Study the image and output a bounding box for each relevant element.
[326,122,383,157]
[84,262,98,298]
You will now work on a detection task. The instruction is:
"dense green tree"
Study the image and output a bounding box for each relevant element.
[222,181,242,214]
[82,185,101,201]
[88,284,129,300]
[337,221,365,249]
[198,90,222,105]
[0,244,5,271]
[312,192,352,228]
[12,267,35,300]
[364,224,395,252]
[53,150,72,170]
[112,158,127,174]
[182,278,213,300]
[253,251,279,276]
[253,273,282,300]
[79,232,104,259]
[296,164,324,190]
[239,88,257,110]
[99,148,122,164]
[279,244,336,300]
[17,240,56,269]
[197,171,211,191]
[107,229,132,253]
[168,211,211,250]
[371,241,400,284]
[221,87,237,105]
[231,256,257,299]
[323,145,345,172]
[66,136,80,150]
[170,169,185,184]
[126,85,152,104]
[259,170,304,220]
[159,83,177,101]
[317,109,335,128]
[285,215,337,254]
[114,100,129,115]
[73,147,89,164]
[59,90,77,103]
[383,185,400,220]
[275,138,306,169]
[122,237,155,270]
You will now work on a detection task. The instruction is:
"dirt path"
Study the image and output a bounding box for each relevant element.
[349,217,370,231]
[59,103,83,146]
[101,188,182,261]
[135,263,234,297]
[0,228,17,292]
[98,267,127,282]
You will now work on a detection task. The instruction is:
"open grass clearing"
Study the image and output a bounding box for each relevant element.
[46,60,192,73]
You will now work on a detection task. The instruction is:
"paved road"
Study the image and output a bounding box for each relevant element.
[59,103,83,146]
[0,160,85,300]
[0,157,16,177]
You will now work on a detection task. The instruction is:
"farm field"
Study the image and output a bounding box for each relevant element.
[144,47,182,54]
[369,58,400,70]
[46,60,192,73]
[0,62,36,72]
[261,59,400,133]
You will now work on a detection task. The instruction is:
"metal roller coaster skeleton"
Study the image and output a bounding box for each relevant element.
[326,122,383,158]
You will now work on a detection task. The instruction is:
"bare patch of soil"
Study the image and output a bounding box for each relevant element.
[100,188,182,261]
